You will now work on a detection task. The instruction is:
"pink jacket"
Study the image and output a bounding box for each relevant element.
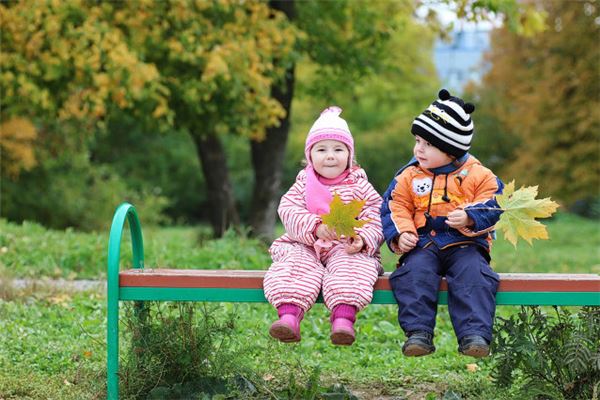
[270,166,384,258]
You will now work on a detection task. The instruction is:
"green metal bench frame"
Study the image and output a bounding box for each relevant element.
[107,203,600,399]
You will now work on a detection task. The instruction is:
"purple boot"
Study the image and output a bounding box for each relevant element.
[330,304,357,346]
[269,304,303,343]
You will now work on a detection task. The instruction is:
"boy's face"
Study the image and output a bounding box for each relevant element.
[413,135,453,169]
[310,139,349,179]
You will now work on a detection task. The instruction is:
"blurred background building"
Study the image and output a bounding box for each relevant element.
[434,29,491,94]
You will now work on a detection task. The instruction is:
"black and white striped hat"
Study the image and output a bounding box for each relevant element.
[411,89,475,158]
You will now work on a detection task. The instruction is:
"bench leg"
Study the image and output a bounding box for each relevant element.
[107,291,119,399]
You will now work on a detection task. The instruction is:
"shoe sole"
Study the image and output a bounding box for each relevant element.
[330,329,355,346]
[269,324,300,343]
[460,345,490,358]
[402,343,435,357]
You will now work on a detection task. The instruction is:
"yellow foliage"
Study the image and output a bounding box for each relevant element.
[202,51,230,82]
[1,0,296,140]
[0,117,37,178]
[495,181,559,247]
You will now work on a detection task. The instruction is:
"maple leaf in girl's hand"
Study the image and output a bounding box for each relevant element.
[321,194,370,239]
[495,180,559,247]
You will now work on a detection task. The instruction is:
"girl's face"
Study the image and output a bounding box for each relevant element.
[310,139,350,179]
[413,135,453,169]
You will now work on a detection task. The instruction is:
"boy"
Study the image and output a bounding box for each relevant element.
[381,89,504,358]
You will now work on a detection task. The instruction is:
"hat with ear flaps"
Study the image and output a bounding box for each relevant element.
[411,89,476,158]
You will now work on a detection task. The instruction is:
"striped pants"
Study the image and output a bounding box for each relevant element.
[263,242,381,312]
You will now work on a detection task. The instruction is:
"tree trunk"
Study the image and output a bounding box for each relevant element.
[249,0,296,242]
[193,133,240,237]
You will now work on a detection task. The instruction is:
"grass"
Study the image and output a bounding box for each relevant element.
[0,212,598,399]
[0,289,106,399]
[378,212,600,274]
[1,213,597,280]
[0,219,272,279]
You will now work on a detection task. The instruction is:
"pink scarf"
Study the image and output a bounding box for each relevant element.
[305,166,350,215]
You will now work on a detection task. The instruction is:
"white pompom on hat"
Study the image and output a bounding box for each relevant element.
[304,106,354,168]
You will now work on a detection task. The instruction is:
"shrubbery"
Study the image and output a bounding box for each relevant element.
[491,306,600,399]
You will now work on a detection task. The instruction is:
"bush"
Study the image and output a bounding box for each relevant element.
[491,306,600,399]
[120,302,258,399]
[1,153,169,231]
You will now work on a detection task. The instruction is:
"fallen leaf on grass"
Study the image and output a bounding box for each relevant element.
[466,363,479,372]
[49,293,71,305]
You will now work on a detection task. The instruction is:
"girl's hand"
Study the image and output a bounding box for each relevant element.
[446,210,473,229]
[316,223,337,241]
[344,235,364,254]
[398,232,418,253]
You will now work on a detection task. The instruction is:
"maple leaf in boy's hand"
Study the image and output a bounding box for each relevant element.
[495,180,559,247]
[321,194,370,239]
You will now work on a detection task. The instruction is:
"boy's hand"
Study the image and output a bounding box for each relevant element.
[445,210,474,229]
[344,235,364,254]
[398,232,418,253]
[316,223,337,241]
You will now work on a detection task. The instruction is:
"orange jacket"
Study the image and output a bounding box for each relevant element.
[381,155,503,254]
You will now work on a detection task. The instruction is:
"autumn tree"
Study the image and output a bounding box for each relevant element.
[0,1,171,228]
[473,0,599,208]
[107,1,296,236]
[1,0,550,233]
[249,0,412,240]
[1,0,296,234]
[249,0,548,240]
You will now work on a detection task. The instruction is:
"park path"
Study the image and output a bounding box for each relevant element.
[8,278,105,292]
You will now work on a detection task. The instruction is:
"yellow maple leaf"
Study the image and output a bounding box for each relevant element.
[495,180,559,247]
[321,194,369,239]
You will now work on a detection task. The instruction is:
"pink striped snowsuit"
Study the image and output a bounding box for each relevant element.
[263,167,384,312]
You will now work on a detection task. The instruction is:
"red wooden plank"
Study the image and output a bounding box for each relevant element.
[119,269,600,293]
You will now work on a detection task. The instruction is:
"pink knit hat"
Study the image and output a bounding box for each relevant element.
[304,106,354,168]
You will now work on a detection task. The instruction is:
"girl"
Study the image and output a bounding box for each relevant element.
[263,106,384,346]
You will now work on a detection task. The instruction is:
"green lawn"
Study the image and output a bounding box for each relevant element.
[0,213,598,399]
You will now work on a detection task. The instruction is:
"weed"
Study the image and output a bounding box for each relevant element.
[491,306,600,399]
[120,301,258,399]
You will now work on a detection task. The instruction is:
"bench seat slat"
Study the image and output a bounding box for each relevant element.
[119,269,600,293]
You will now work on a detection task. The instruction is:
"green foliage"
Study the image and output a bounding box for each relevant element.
[286,10,441,194]
[0,152,169,231]
[472,0,600,207]
[426,0,547,37]
[297,1,410,99]
[491,306,600,399]
[119,0,297,139]
[120,302,362,400]
[1,0,296,230]
[274,367,358,400]
[93,112,207,223]
[120,302,254,399]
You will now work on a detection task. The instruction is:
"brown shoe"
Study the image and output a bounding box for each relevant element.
[402,331,435,357]
[458,335,490,358]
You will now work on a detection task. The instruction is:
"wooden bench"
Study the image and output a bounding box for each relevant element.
[106,203,600,400]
